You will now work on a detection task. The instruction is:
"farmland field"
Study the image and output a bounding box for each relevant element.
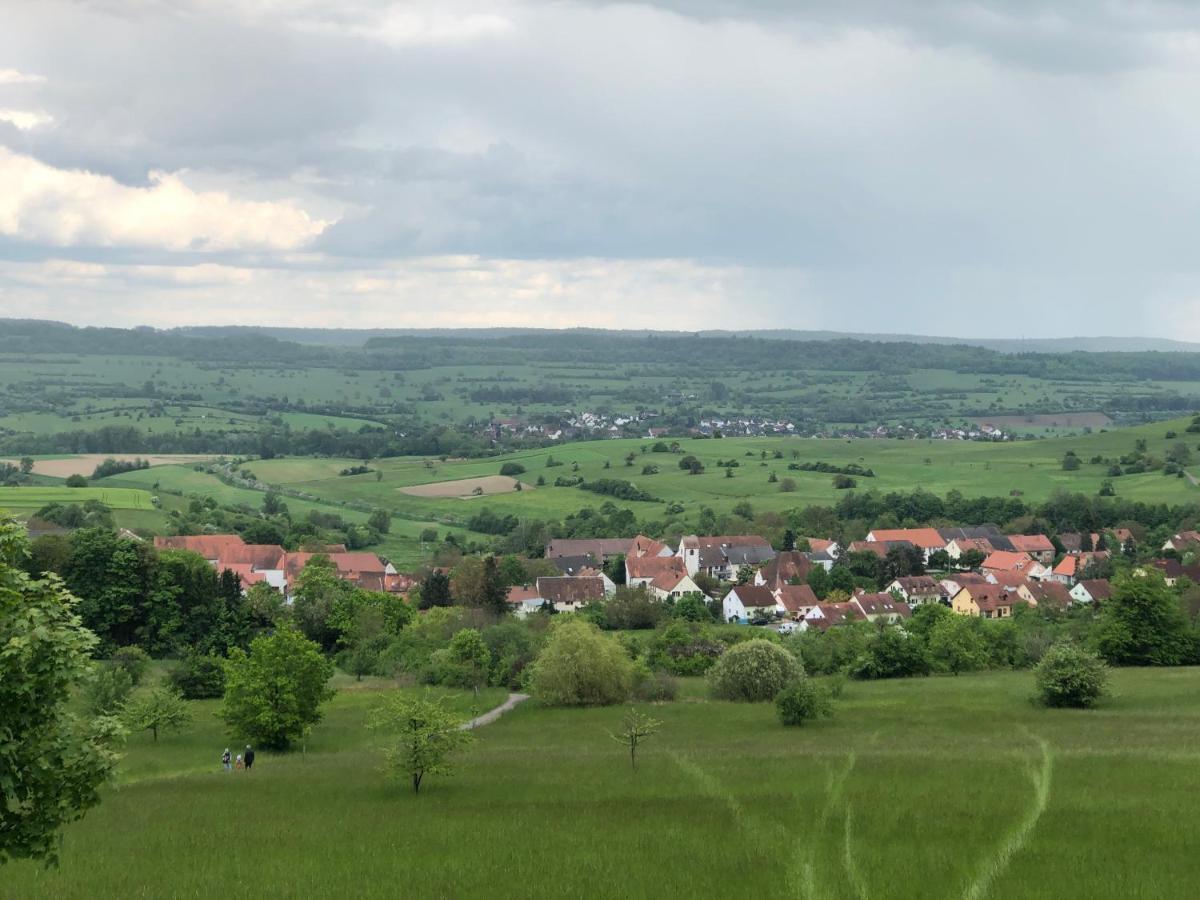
[0,453,213,477]
[6,667,1200,898]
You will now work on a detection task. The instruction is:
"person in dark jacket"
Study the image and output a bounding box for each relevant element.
[244,745,255,770]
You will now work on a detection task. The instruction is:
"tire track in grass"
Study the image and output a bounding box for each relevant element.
[792,751,857,900]
[962,734,1053,900]
[843,803,869,900]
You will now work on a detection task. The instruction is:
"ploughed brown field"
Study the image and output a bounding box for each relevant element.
[398,475,530,499]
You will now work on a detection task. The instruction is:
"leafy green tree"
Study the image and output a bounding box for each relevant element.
[368,693,475,794]
[498,555,527,588]
[219,628,335,750]
[124,687,191,742]
[62,528,158,653]
[429,628,492,690]
[0,519,122,865]
[852,627,931,680]
[672,594,712,622]
[1094,574,1196,666]
[1034,642,1108,708]
[707,639,801,702]
[292,555,355,651]
[806,565,832,599]
[419,570,453,609]
[775,676,833,726]
[18,456,34,475]
[610,707,661,770]
[84,664,134,716]
[529,619,635,706]
[110,645,151,685]
[927,615,987,675]
[167,654,227,699]
[367,508,391,534]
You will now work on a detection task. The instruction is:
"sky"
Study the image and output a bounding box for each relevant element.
[3,0,1200,337]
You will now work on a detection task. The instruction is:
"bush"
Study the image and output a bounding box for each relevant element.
[528,619,635,706]
[633,670,679,702]
[499,462,526,477]
[110,646,151,685]
[64,474,88,487]
[707,639,801,702]
[1033,642,1108,708]
[85,664,134,716]
[775,676,833,726]
[167,654,227,699]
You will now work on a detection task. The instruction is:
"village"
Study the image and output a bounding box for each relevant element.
[155,521,1200,636]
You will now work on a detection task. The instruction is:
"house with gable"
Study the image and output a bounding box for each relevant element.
[535,576,608,612]
[864,528,947,562]
[885,575,949,607]
[951,584,1022,619]
[722,584,780,623]
[677,534,776,580]
[627,554,688,589]
[1070,579,1113,605]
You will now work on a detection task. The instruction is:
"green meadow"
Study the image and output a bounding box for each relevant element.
[6,667,1200,898]
[97,415,1200,535]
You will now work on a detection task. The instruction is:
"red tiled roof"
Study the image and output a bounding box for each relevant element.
[867,528,946,550]
[727,585,778,609]
[757,551,811,590]
[155,534,246,559]
[1009,534,1054,553]
[775,584,818,613]
[536,576,606,604]
[627,555,687,580]
[506,585,541,604]
[982,551,1035,572]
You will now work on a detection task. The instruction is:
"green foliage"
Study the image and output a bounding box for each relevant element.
[84,664,134,717]
[0,518,122,865]
[369,693,475,793]
[707,639,801,702]
[427,628,492,689]
[64,474,89,487]
[600,586,666,630]
[219,628,335,750]
[775,676,833,726]
[109,646,151,685]
[1034,642,1109,708]
[367,508,391,533]
[1094,574,1197,666]
[645,622,725,675]
[123,687,191,742]
[498,462,526,477]
[851,627,931,680]
[927,615,988,675]
[167,654,227,699]
[528,619,635,706]
[609,707,661,770]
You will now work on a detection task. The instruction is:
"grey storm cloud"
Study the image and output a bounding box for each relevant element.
[3,0,1200,335]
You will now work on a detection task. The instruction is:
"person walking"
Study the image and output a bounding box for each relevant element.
[244,745,255,771]
[221,748,232,773]
[235,754,244,771]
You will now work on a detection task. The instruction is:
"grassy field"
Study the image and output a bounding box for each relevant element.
[0,486,157,511]
[149,415,1200,533]
[6,667,1200,898]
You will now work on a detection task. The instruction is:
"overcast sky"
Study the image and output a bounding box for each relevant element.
[3,1,1200,336]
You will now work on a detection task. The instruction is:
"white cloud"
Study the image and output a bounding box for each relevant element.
[0,148,330,252]
[0,109,53,130]
[0,68,44,85]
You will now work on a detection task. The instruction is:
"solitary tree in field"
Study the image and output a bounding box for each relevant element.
[610,707,661,771]
[0,518,122,865]
[220,627,334,750]
[367,508,391,534]
[369,694,475,794]
[124,687,191,742]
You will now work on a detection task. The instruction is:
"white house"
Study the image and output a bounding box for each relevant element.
[648,571,704,602]
[721,585,779,624]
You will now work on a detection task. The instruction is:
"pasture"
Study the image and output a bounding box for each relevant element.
[6,667,1200,898]
[0,486,157,511]
[219,415,1200,532]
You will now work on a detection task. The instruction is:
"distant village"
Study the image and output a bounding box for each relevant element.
[488,409,1011,443]
[161,523,1200,635]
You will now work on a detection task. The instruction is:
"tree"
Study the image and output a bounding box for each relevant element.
[64,474,88,487]
[707,639,801,702]
[0,518,121,865]
[168,654,227,699]
[219,628,335,750]
[1034,642,1108,708]
[610,707,661,770]
[18,456,34,475]
[292,555,355,651]
[367,509,391,534]
[806,565,832,599]
[419,570,453,609]
[84,665,134,716]
[429,628,492,690]
[775,676,833,726]
[62,528,158,654]
[124,687,191,742]
[927,615,987,675]
[1061,452,1081,471]
[673,593,713,622]
[481,556,509,616]
[1094,574,1196,666]
[781,529,797,551]
[528,619,635,706]
[262,491,288,516]
[368,693,475,794]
